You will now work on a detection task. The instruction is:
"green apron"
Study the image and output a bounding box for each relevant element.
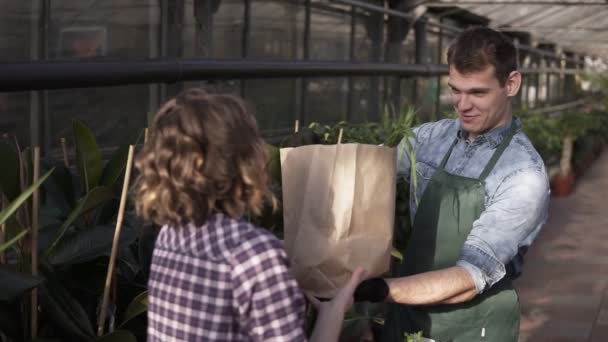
[383,122,520,342]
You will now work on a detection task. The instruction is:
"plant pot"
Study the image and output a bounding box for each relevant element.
[551,173,575,197]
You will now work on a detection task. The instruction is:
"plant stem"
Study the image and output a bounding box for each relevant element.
[560,135,574,176]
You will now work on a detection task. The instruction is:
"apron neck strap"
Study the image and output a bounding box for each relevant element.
[478,120,518,181]
[438,138,459,169]
[438,120,518,178]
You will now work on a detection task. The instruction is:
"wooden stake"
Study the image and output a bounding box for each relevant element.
[31,146,40,338]
[60,137,69,168]
[144,128,149,144]
[294,120,299,133]
[97,145,135,336]
[337,128,344,145]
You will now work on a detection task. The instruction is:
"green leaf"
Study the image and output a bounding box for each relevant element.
[39,263,95,340]
[96,330,137,342]
[120,291,148,327]
[391,248,403,261]
[44,186,114,257]
[47,222,138,266]
[100,145,130,187]
[0,168,54,226]
[0,267,44,302]
[73,119,103,192]
[0,141,20,201]
[0,229,28,254]
[266,144,281,183]
[44,163,77,213]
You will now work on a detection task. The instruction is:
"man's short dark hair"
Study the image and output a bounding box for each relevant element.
[447,27,517,86]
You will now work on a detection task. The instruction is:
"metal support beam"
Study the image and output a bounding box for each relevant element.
[240,0,250,98]
[0,60,452,93]
[346,4,356,121]
[148,0,162,115]
[0,58,583,94]
[299,0,312,126]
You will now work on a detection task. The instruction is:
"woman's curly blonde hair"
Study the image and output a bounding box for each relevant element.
[134,88,273,227]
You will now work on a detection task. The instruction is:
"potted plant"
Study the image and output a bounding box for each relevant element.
[551,111,594,196]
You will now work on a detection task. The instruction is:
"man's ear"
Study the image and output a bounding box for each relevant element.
[506,71,522,97]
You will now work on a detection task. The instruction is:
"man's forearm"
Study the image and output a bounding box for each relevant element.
[385,266,478,305]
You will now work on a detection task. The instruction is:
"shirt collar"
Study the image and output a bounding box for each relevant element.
[457,117,521,148]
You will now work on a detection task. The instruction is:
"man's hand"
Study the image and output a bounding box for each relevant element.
[353,277,389,302]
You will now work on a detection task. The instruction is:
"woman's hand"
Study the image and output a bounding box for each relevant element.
[307,267,368,342]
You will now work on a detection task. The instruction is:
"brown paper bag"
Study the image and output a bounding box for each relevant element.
[280,143,396,298]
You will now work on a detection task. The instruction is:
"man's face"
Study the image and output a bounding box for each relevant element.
[448,65,521,140]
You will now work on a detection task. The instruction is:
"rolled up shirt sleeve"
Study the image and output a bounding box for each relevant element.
[458,167,550,293]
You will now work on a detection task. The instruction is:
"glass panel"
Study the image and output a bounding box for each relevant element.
[399,33,416,65]
[427,32,440,65]
[181,0,245,58]
[211,0,245,58]
[1,1,37,147]
[49,1,160,60]
[182,80,241,96]
[310,3,350,61]
[415,78,439,122]
[0,92,31,146]
[353,12,384,62]
[46,85,148,156]
[248,0,303,59]
[437,75,453,118]
[245,79,297,131]
[0,1,35,62]
[307,78,348,124]
[348,77,374,123]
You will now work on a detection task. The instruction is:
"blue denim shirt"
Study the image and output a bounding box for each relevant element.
[396,118,550,293]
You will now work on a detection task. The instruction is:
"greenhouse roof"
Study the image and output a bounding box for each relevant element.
[417,0,608,59]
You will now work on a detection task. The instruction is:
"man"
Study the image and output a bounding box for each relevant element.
[354,27,550,342]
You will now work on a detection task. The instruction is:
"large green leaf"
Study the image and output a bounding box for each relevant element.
[0,267,44,302]
[44,186,114,257]
[96,330,137,342]
[73,119,103,192]
[43,162,77,213]
[46,222,138,266]
[0,141,20,201]
[100,144,130,187]
[266,144,281,183]
[39,264,95,340]
[0,168,54,226]
[0,302,23,341]
[120,291,148,327]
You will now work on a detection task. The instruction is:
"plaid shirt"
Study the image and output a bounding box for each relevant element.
[147,213,307,341]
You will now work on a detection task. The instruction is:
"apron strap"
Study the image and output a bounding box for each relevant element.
[479,120,518,181]
[438,138,459,169]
